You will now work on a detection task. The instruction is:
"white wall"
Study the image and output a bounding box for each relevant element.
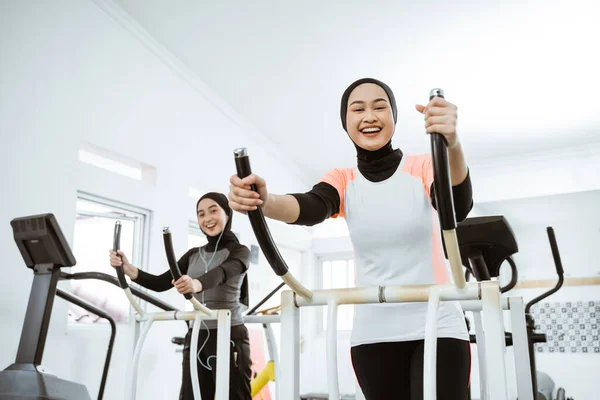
[0,1,312,399]
[469,143,600,204]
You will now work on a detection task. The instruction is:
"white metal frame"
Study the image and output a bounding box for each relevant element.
[268,216,542,400]
[508,297,534,400]
[119,275,231,400]
[277,280,528,400]
[465,296,534,400]
[126,300,283,400]
[129,306,231,400]
[299,296,534,400]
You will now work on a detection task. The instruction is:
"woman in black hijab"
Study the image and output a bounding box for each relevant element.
[110,192,252,400]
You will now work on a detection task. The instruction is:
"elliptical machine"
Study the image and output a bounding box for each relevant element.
[457,216,572,400]
[0,214,92,399]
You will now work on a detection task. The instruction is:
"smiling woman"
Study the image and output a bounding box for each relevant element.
[228,77,474,399]
[108,191,253,400]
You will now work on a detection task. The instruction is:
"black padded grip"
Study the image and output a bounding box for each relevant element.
[113,221,129,289]
[546,227,564,276]
[163,229,192,300]
[429,89,456,231]
[234,149,288,276]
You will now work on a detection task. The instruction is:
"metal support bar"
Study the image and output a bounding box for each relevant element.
[15,264,59,365]
[190,314,203,400]
[326,298,340,400]
[279,291,300,399]
[509,298,534,400]
[473,311,487,400]
[128,316,154,399]
[423,288,441,400]
[481,282,509,400]
[215,310,232,400]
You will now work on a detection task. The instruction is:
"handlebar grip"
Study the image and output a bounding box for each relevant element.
[546,227,564,276]
[234,148,289,276]
[113,221,129,289]
[234,148,257,190]
[429,88,456,231]
[163,227,192,300]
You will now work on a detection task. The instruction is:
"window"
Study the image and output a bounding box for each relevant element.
[321,258,355,331]
[69,192,150,325]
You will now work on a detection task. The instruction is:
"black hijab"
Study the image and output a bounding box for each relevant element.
[340,77,403,182]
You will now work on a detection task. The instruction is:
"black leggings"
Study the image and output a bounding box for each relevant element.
[180,324,252,400]
[351,338,471,400]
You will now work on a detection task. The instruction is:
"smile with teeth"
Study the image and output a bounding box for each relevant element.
[206,222,217,229]
[361,127,381,134]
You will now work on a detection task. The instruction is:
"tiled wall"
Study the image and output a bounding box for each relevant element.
[531,301,600,354]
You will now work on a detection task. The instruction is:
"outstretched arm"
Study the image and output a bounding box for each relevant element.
[228,174,341,226]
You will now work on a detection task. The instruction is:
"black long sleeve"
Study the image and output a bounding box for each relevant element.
[289,182,341,226]
[133,248,193,292]
[430,169,474,223]
[197,246,250,290]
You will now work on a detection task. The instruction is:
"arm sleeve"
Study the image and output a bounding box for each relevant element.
[430,169,474,223]
[289,182,341,226]
[197,245,250,290]
[133,249,192,292]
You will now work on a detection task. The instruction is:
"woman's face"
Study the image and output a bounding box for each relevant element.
[197,198,228,236]
[345,83,395,151]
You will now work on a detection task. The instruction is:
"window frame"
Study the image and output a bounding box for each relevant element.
[68,191,152,329]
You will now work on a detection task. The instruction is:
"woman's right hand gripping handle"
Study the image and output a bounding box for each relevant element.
[228,173,267,213]
[109,250,139,280]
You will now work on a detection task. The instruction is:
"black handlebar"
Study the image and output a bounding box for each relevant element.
[234,148,289,276]
[525,226,565,314]
[429,89,457,231]
[464,256,518,293]
[163,227,193,300]
[56,288,116,400]
[113,221,129,289]
[546,227,564,277]
[246,282,286,316]
[59,271,178,312]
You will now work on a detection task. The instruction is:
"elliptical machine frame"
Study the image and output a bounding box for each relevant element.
[458,216,571,400]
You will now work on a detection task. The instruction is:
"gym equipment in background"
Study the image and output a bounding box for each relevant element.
[0,214,92,400]
[458,217,572,400]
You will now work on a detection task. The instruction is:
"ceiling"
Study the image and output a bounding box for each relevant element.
[112,0,600,184]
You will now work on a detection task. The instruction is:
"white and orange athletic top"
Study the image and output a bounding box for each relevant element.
[318,154,470,346]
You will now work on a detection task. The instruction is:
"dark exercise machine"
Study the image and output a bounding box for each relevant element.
[0,213,92,399]
[458,216,572,400]
[0,213,188,399]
